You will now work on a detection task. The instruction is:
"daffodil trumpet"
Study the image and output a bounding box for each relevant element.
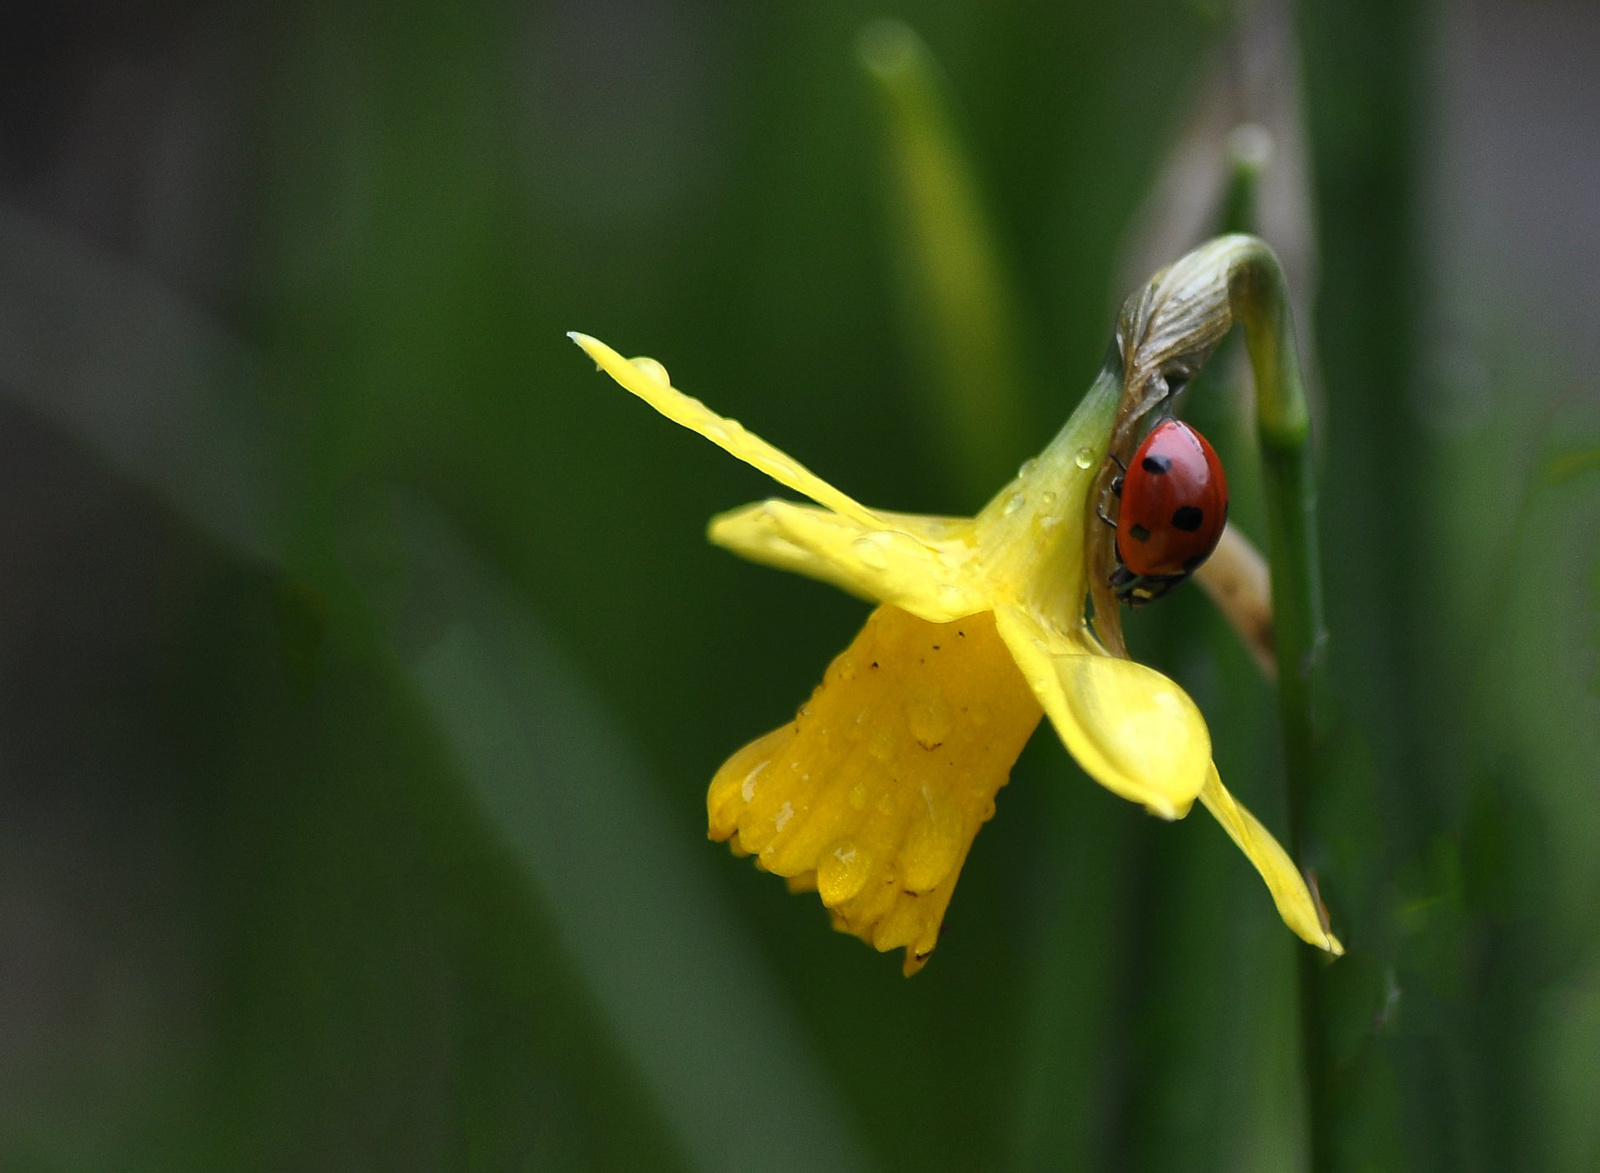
[571,248,1340,973]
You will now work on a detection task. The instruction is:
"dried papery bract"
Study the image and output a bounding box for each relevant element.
[1088,235,1314,669]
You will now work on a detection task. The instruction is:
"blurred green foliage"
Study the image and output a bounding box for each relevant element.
[1,1,1597,1171]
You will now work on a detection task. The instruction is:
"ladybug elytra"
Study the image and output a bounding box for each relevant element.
[1103,418,1229,607]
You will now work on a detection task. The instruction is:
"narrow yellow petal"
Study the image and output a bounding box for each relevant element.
[1199,766,1344,954]
[569,332,882,528]
[705,605,1041,974]
[708,500,986,623]
[993,606,1209,819]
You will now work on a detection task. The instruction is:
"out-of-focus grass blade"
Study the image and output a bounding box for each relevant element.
[857,19,1031,497]
[0,209,872,1173]
[0,207,281,564]
[391,502,873,1173]
[1543,446,1600,485]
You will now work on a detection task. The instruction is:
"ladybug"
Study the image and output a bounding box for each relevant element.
[1102,418,1229,607]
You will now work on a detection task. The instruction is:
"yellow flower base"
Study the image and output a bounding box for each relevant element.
[709,606,1041,974]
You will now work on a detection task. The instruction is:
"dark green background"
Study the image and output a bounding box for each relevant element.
[1,1,1595,1170]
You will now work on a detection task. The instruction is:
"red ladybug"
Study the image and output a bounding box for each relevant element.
[1105,418,1229,606]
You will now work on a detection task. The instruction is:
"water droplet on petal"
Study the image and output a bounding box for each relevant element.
[741,760,769,803]
[1040,490,1057,505]
[774,801,795,832]
[1016,457,1038,478]
[1002,492,1025,516]
[1073,446,1094,469]
[902,785,964,890]
[908,696,952,748]
[629,356,671,388]
[817,838,872,905]
[850,532,892,569]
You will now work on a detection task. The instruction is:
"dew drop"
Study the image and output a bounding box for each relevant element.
[1073,446,1094,469]
[908,697,952,748]
[902,785,963,890]
[1002,492,1025,516]
[774,801,795,832]
[867,724,898,762]
[741,760,769,803]
[629,356,671,388]
[1016,457,1038,478]
[851,532,892,569]
[817,839,872,905]
[1040,490,1057,505]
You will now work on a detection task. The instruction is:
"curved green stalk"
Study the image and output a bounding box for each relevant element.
[1101,235,1324,808]
[1105,233,1332,1170]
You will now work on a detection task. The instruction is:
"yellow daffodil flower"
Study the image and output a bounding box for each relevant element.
[571,330,1342,974]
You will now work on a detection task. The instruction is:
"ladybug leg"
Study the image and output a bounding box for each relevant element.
[1111,568,1189,608]
[1096,456,1124,528]
[1126,573,1188,607]
[1111,565,1152,608]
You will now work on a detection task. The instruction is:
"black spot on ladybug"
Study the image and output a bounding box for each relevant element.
[1140,455,1172,475]
[1128,523,1151,542]
[1171,505,1203,532]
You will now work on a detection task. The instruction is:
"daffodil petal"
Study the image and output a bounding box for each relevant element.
[708,500,986,623]
[570,332,882,528]
[706,606,1042,975]
[993,605,1209,818]
[1199,767,1344,954]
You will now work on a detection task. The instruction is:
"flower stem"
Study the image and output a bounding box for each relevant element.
[1231,247,1323,792]
[1098,233,1336,1167]
[1228,241,1334,1173]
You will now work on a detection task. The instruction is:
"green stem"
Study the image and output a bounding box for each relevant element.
[1105,232,1335,1169]
[1232,247,1323,796]
[1230,242,1332,1173]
